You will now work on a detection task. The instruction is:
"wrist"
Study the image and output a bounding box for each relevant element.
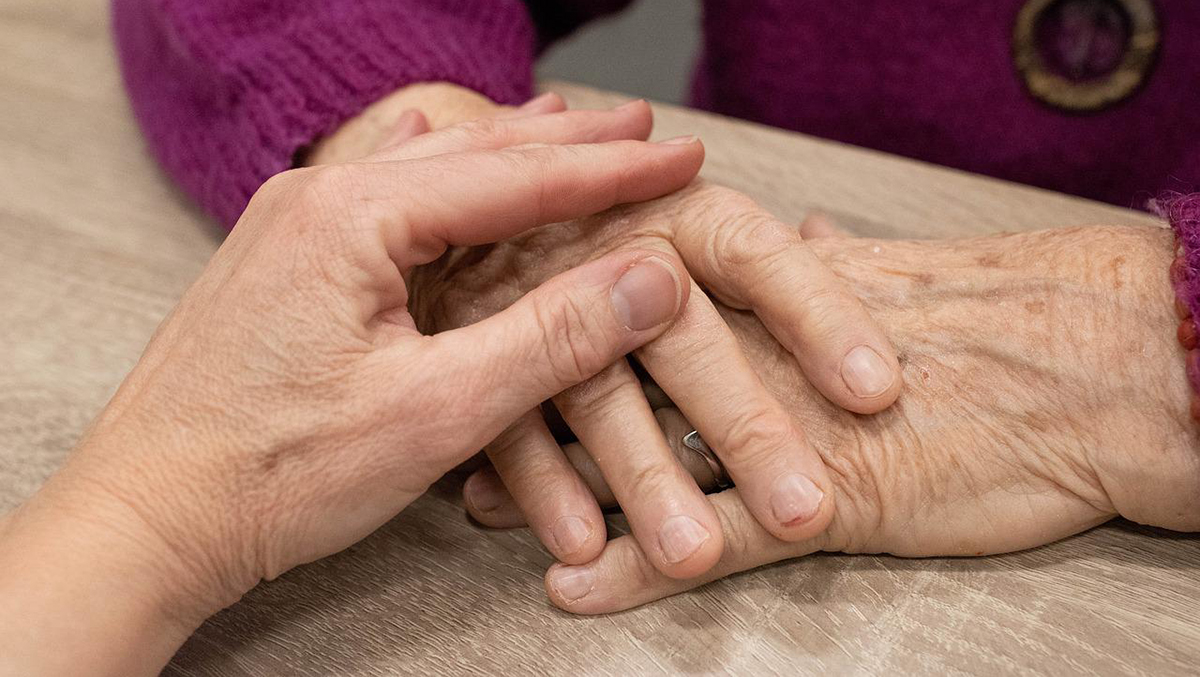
[0,467,231,675]
[1071,225,1199,530]
[1164,195,1200,415]
[809,226,1193,531]
[306,81,507,165]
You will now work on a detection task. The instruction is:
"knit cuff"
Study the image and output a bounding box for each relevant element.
[1166,194,1200,322]
[114,0,537,228]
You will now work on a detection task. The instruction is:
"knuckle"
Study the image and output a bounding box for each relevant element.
[483,419,532,462]
[692,183,754,212]
[818,445,885,553]
[456,118,506,147]
[792,285,860,329]
[622,461,677,502]
[712,405,795,467]
[534,293,613,387]
[557,365,633,418]
[294,164,354,200]
[793,278,852,308]
[258,168,302,197]
[276,165,359,233]
[245,169,318,231]
[708,212,794,279]
[509,150,556,202]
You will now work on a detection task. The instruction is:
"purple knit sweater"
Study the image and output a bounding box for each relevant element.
[112,0,1199,228]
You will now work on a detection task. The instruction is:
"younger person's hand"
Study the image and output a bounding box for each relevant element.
[0,109,704,676]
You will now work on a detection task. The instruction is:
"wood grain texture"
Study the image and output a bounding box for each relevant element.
[1,2,1195,675]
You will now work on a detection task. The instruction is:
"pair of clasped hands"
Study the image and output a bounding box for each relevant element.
[4,95,897,638]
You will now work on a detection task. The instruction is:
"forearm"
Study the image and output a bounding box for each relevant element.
[0,473,208,676]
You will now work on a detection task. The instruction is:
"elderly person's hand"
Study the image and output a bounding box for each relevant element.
[379,92,904,581]
[0,110,704,675]
[468,225,1200,611]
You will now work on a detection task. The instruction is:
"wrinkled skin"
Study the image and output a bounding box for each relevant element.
[720,226,1197,555]
[415,197,1200,612]
[542,224,1200,613]
[414,183,782,326]
[324,91,906,580]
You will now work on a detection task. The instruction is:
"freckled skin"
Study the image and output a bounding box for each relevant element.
[876,267,935,286]
[446,224,1200,563]
[1110,255,1127,289]
[709,226,1200,554]
[975,253,1003,267]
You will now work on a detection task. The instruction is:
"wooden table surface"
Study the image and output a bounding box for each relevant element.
[3,2,1197,675]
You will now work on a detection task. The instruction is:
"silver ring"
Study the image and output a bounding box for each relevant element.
[682,430,732,489]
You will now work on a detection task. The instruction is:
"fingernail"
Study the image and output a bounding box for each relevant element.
[464,472,503,512]
[770,474,824,526]
[549,566,595,602]
[1187,349,1200,392]
[1171,256,1186,284]
[1180,319,1198,350]
[611,256,682,331]
[659,135,698,145]
[616,99,646,111]
[1177,292,1192,320]
[551,516,592,556]
[841,345,895,398]
[658,515,711,563]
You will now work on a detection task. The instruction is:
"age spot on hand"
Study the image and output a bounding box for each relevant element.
[1109,255,1126,289]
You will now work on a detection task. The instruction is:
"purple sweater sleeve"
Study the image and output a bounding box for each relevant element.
[112,0,552,227]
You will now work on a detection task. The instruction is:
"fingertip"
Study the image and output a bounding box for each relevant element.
[658,135,706,163]
[539,91,568,113]
[511,91,567,117]
[836,343,904,414]
[545,536,680,614]
[750,462,839,543]
[405,109,432,134]
[544,561,627,615]
[546,513,606,565]
[383,109,431,148]
[655,519,724,580]
[614,98,654,135]
[769,481,836,543]
[615,98,649,112]
[609,251,690,334]
[465,468,605,561]
[545,563,601,613]
[463,468,527,528]
[679,137,707,175]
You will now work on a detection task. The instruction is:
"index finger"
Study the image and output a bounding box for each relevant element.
[545,488,828,614]
[672,187,902,413]
[636,284,836,544]
[362,138,705,270]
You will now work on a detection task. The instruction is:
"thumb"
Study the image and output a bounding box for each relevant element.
[429,250,689,447]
